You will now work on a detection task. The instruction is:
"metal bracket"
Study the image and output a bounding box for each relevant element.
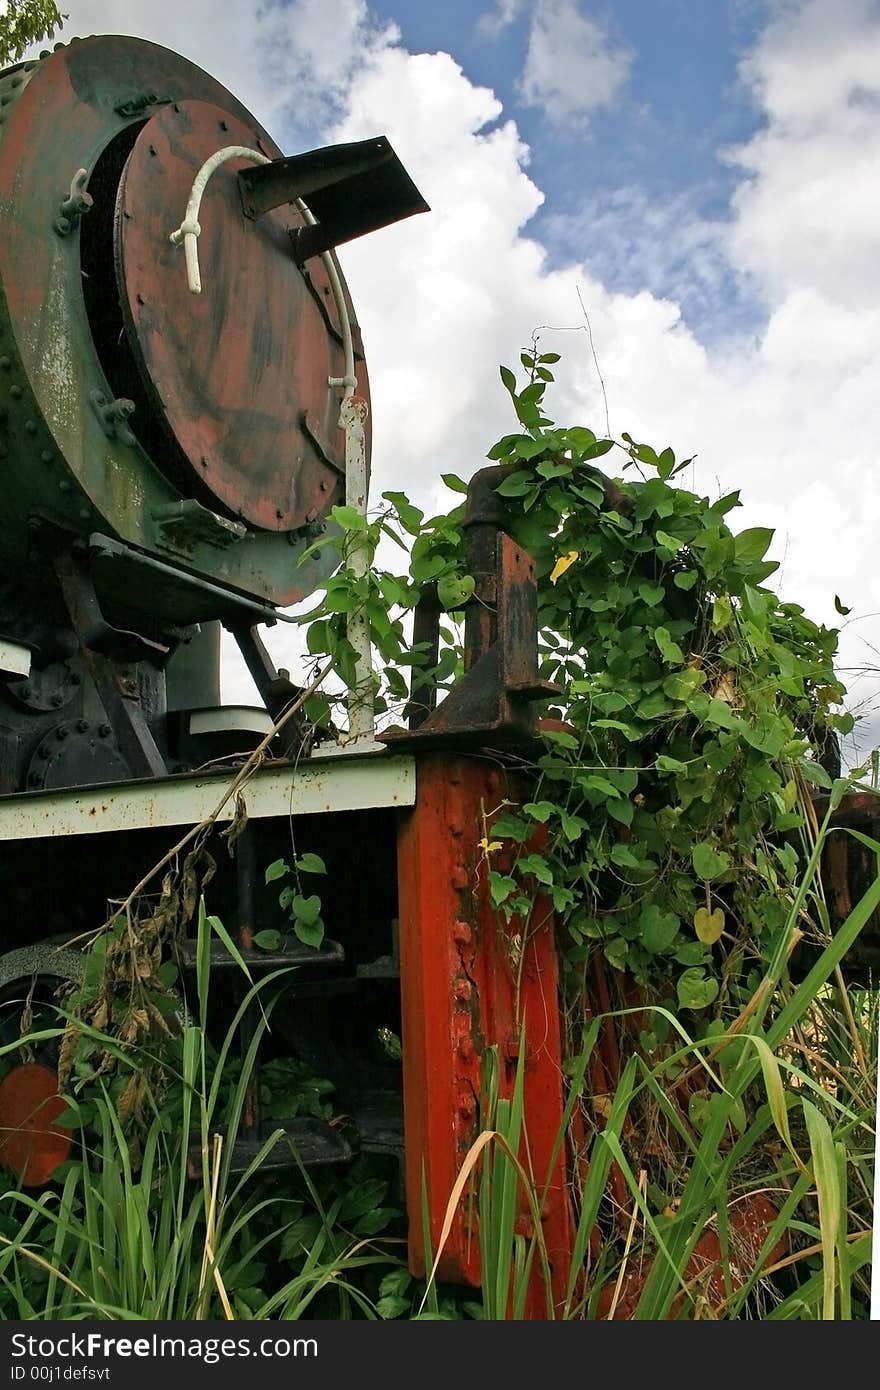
[89,389,137,447]
[114,92,171,118]
[55,168,93,237]
[224,621,306,754]
[52,548,169,667]
[52,549,168,780]
[153,499,246,554]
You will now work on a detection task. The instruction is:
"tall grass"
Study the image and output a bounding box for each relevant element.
[420,801,878,1320]
[0,902,399,1320]
[1,804,876,1320]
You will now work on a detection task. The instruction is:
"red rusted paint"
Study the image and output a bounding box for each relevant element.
[0,1064,72,1186]
[397,752,573,1315]
[596,1192,789,1319]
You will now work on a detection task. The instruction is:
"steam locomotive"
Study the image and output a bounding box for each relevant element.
[0,33,575,1303]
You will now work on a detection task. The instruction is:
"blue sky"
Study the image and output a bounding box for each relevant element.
[24,0,880,755]
[278,0,772,339]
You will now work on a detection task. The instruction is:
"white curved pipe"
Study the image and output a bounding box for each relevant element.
[169,146,271,294]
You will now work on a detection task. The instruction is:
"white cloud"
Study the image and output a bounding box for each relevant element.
[542,186,742,340]
[518,0,632,124]
[727,0,880,310]
[477,0,526,39]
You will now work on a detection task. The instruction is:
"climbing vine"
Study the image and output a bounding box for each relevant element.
[301,350,854,1018]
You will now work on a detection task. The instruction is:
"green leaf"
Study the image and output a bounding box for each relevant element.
[515,436,550,461]
[673,570,698,591]
[491,812,530,842]
[734,526,774,564]
[157,959,179,989]
[604,937,629,969]
[704,698,737,729]
[437,573,475,610]
[636,691,674,719]
[542,728,579,749]
[253,929,282,951]
[559,809,587,841]
[797,760,833,790]
[523,801,555,823]
[656,447,676,481]
[606,798,634,827]
[489,872,517,906]
[382,491,424,535]
[294,917,324,948]
[674,942,709,966]
[688,1092,712,1133]
[296,853,327,876]
[655,754,688,774]
[692,842,730,880]
[653,626,685,664]
[331,504,368,532]
[494,470,534,497]
[292,894,322,926]
[499,365,517,395]
[740,712,788,757]
[354,1208,397,1236]
[663,669,705,701]
[306,619,329,655]
[639,906,679,954]
[518,853,553,885]
[265,858,288,884]
[441,473,470,494]
[638,582,665,607]
[610,843,646,870]
[583,774,623,799]
[712,595,733,631]
[676,968,719,1010]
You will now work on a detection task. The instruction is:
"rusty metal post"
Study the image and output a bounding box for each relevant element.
[396,751,574,1315]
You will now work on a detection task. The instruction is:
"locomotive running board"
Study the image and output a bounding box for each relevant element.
[0,754,416,841]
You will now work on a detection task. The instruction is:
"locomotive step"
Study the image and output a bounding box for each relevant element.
[188,1117,352,1177]
[175,936,345,972]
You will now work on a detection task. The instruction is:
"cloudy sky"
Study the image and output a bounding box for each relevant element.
[27,0,880,760]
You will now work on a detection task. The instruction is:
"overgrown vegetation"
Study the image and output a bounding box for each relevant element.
[0,353,875,1318]
[0,0,64,64]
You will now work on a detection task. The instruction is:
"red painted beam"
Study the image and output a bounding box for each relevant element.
[397,751,573,1315]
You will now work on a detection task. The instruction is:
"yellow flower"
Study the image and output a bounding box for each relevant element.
[550,550,579,584]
